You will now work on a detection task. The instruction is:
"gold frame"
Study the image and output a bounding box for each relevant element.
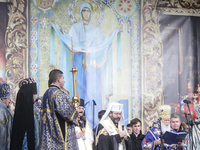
[5,0,29,103]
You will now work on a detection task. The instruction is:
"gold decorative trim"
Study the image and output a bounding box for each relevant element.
[0,112,12,126]
[156,0,200,16]
[0,0,8,2]
[69,110,77,122]
[158,7,200,16]
[5,0,29,103]
[141,1,164,133]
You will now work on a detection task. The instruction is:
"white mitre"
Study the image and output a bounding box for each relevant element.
[100,102,124,125]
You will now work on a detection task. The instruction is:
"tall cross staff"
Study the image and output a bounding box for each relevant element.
[70,35,80,109]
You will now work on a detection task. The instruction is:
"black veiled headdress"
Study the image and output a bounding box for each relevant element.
[10,78,37,150]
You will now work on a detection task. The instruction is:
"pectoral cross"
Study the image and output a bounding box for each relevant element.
[154,128,160,135]
[42,112,46,124]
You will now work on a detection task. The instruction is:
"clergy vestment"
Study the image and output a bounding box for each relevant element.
[95,116,132,150]
[39,85,78,150]
[10,78,38,150]
[184,124,200,149]
[0,100,13,150]
[187,103,200,149]
[142,121,187,150]
[75,118,93,150]
[22,105,40,150]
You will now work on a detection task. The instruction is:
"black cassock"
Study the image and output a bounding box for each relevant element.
[94,123,132,150]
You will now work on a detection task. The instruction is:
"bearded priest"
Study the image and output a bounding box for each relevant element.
[94,102,132,150]
[142,105,186,150]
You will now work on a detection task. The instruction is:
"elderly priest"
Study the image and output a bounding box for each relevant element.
[142,105,186,150]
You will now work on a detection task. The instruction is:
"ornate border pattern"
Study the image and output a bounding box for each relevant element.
[110,0,141,120]
[5,0,28,103]
[141,2,164,132]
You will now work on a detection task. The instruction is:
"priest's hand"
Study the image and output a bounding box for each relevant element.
[76,131,83,139]
[119,131,127,138]
[155,139,161,146]
[177,141,184,147]
[124,135,128,141]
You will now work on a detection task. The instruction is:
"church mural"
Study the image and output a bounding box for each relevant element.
[1,0,200,133]
[29,0,140,127]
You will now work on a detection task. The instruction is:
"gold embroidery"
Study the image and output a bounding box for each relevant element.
[2,89,5,95]
[55,114,65,149]
[64,121,67,150]
[69,110,77,122]
[0,112,12,126]
[42,112,46,124]
[40,89,59,113]
[101,117,122,135]
[153,128,160,135]
[154,123,159,128]
[95,128,106,145]
[102,130,108,135]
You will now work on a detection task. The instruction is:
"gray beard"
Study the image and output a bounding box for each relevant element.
[110,116,120,124]
[113,119,119,124]
[161,121,171,134]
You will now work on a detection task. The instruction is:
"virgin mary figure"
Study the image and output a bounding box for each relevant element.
[52,2,120,127]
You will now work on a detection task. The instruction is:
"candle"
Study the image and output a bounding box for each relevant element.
[71,35,74,68]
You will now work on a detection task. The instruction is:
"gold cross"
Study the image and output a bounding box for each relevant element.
[42,113,46,124]
[154,128,160,135]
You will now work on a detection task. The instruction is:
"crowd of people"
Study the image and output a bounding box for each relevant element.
[0,69,200,150]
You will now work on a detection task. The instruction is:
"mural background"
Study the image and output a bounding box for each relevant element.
[1,0,200,132]
[29,0,140,127]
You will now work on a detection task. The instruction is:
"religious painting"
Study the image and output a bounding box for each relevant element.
[51,0,120,127]
[29,0,140,127]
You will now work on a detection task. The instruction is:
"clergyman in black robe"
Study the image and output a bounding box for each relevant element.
[94,102,132,150]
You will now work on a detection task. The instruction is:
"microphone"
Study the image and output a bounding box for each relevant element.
[187,121,200,126]
[79,116,86,128]
[79,115,86,140]
[80,115,86,121]
[184,113,191,115]
[92,100,97,105]
[122,125,124,131]
[183,99,193,104]
[194,121,200,125]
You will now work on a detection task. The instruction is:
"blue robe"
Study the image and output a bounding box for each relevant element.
[142,121,186,150]
[184,124,200,149]
[39,85,79,150]
[22,105,40,150]
[0,100,13,150]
